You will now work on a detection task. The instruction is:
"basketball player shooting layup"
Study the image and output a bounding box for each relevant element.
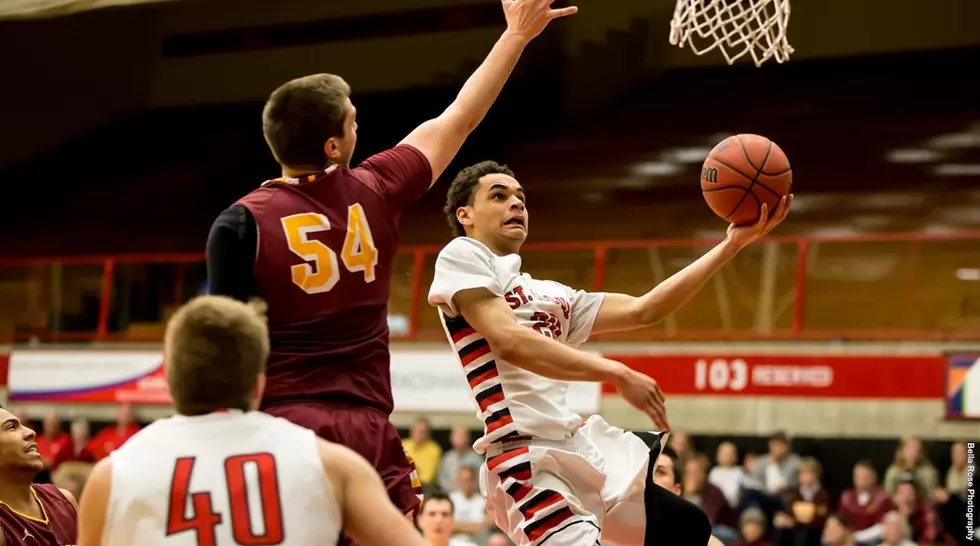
[0,408,77,546]
[76,296,429,546]
[428,161,792,546]
[204,0,577,526]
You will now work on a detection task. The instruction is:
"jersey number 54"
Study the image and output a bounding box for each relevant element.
[166,453,284,546]
[281,203,379,294]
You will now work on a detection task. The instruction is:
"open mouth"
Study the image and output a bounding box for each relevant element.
[24,443,38,454]
[503,217,525,229]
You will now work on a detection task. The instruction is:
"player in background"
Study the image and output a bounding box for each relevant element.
[204,0,578,527]
[76,296,428,546]
[0,407,78,545]
[428,161,791,545]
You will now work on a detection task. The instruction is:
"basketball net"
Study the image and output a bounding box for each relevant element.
[669,0,793,67]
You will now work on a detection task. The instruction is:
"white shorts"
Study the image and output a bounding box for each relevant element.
[479,415,666,546]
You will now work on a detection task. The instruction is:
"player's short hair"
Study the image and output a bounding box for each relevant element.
[444,160,516,237]
[262,73,351,170]
[164,296,270,416]
[419,492,454,515]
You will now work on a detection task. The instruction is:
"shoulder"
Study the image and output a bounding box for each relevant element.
[57,489,78,511]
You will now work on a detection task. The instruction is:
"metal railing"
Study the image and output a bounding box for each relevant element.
[1,231,979,343]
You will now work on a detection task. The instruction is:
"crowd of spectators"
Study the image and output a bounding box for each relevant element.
[402,419,974,546]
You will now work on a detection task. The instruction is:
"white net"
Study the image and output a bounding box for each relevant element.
[669,0,794,67]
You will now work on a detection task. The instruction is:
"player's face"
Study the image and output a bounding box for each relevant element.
[417,499,454,540]
[326,99,358,168]
[462,173,527,253]
[0,409,42,473]
[653,455,681,495]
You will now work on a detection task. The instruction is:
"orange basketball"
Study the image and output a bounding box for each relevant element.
[701,134,792,225]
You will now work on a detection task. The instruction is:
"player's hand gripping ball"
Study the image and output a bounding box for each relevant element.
[701,134,792,226]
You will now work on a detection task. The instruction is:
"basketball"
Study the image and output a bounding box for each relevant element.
[701,134,793,225]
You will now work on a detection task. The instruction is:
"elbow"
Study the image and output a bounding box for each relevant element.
[633,298,664,327]
[484,327,524,363]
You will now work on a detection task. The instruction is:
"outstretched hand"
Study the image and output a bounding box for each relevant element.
[502,0,578,42]
[615,369,669,432]
[726,194,793,248]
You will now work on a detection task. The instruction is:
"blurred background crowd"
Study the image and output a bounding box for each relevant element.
[2,0,979,545]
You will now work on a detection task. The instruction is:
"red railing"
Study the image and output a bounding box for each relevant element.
[1,231,979,343]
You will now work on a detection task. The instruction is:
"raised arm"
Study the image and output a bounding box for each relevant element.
[319,440,428,546]
[401,0,577,182]
[591,197,792,335]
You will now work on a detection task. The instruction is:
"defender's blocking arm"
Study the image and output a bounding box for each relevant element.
[401,0,577,183]
[590,197,792,335]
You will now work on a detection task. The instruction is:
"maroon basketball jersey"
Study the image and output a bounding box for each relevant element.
[237,144,431,414]
[0,484,77,546]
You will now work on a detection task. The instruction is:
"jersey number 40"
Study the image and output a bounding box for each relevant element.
[281,203,379,294]
[166,453,284,546]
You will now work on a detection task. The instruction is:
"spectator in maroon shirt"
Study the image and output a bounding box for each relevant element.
[892,474,938,545]
[683,456,739,543]
[734,507,774,546]
[839,460,895,546]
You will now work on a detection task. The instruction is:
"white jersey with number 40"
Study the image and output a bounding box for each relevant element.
[105,410,340,546]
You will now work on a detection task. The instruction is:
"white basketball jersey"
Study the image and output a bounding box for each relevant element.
[428,237,604,454]
[105,410,341,546]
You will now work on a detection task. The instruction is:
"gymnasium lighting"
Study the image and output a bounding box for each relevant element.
[935,164,980,176]
[928,133,980,149]
[630,161,682,176]
[885,149,941,163]
[666,147,713,164]
[956,268,980,282]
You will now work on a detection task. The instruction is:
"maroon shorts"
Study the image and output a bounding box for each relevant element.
[263,401,421,517]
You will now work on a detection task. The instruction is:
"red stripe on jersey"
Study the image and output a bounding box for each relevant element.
[487,446,530,472]
[486,412,514,434]
[460,343,491,365]
[452,327,476,343]
[526,507,575,542]
[523,491,564,521]
[468,367,499,388]
[512,483,534,502]
[478,388,506,413]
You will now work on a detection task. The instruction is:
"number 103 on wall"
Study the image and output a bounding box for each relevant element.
[694,358,749,392]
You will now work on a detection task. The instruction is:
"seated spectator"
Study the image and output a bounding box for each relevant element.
[884,437,939,498]
[448,466,488,540]
[670,431,695,470]
[51,418,96,470]
[839,460,895,546]
[88,403,141,460]
[877,510,917,546]
[653,447,733,546]
[439,425,483,493]
[735,507,774,546]
[934,441,968,544]
[52,461,92,501]
[892,474,938,545]
[35,411,70,470]
[403,418,443,486]
[823,513,857,546]
[710,441,747,508]
[742,452,764,491]
[416,493,476,546]
[773,457,829,546]
[750,431,801,499]
[684,456,739,545]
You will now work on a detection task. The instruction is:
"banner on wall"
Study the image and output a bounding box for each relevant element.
[6,350,948,408]
[603,354,946,399]
[945,353,980,420]
[5,350,604,413]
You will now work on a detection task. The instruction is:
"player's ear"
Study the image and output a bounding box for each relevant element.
[324,138,342,163]
[455,206,475,230]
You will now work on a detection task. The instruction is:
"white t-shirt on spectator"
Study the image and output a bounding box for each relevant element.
[708,466,745,507]
[766,461,788,493]
[450,490,486,526]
